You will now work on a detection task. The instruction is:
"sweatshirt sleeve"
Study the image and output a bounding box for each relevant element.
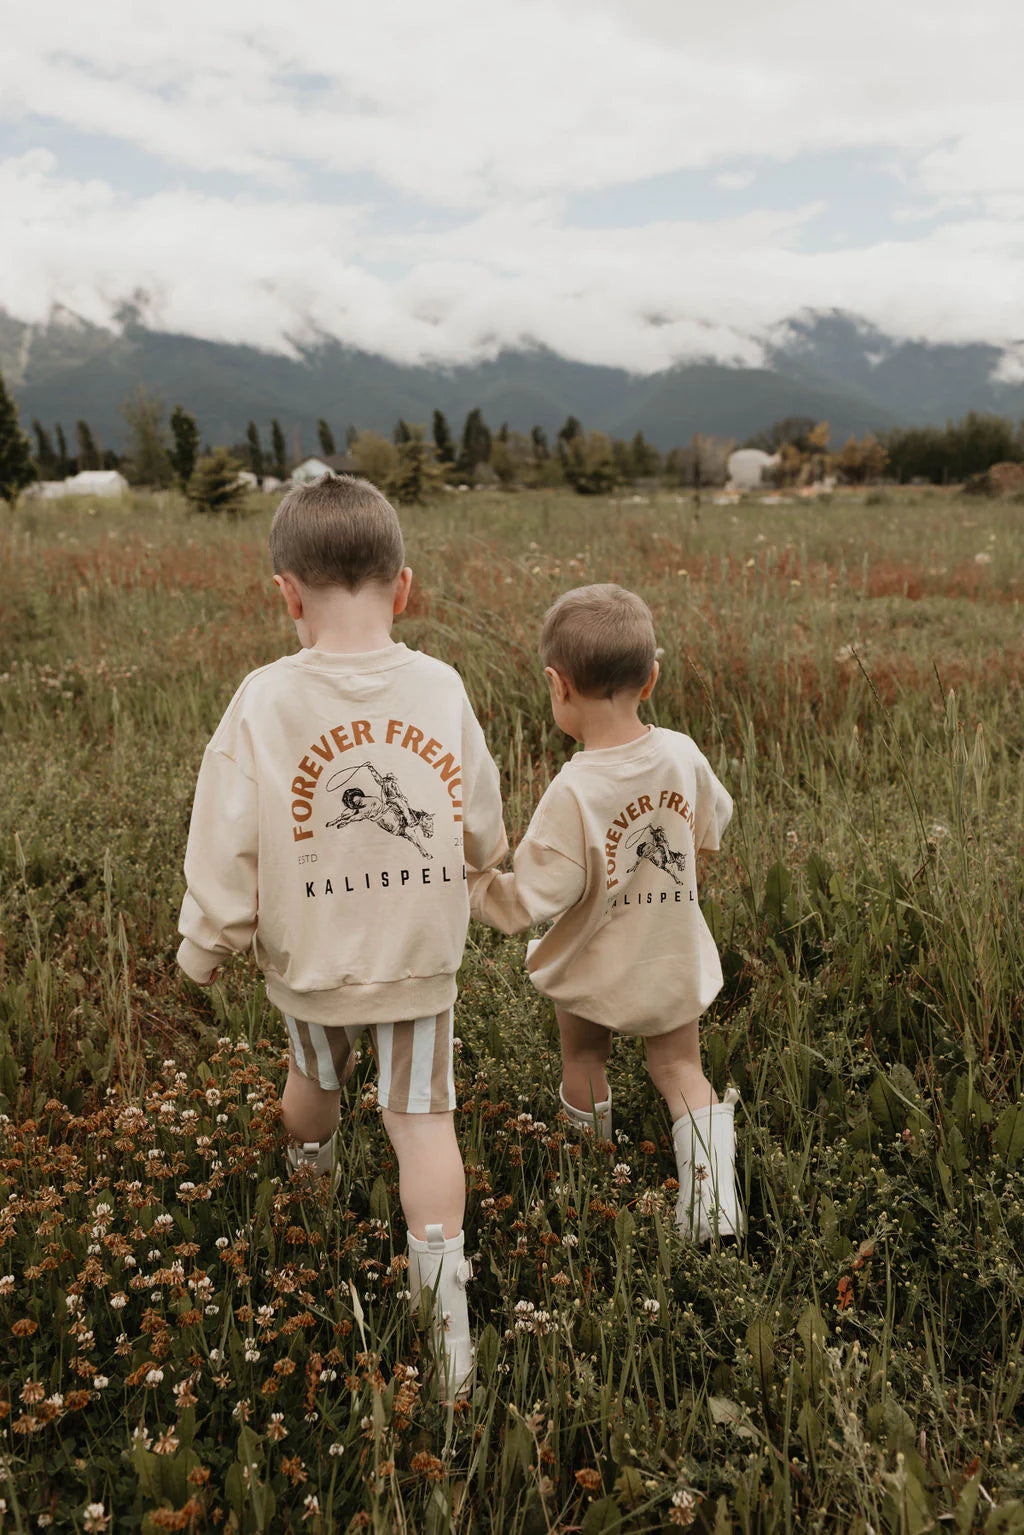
[471,785,587,935]
[177,746,259,983]
[693,752,734,852]
[459,695,509,875]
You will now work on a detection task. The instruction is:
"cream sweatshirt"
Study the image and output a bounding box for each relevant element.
[471,726,732,1035]
[177,643,507,1025]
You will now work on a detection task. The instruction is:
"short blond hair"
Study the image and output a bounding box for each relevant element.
[269,474,404,590]
[540,584,657,698]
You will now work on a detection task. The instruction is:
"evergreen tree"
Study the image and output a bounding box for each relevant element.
[169,405,201,490]
[122,386,172,487]
[455,407,491,480]
[630,430,661,478]
[0,371,36,504]
[531,425,549,461]
[270,418,288,480]
[245,422,264,481]
[317,418,336,457]
[76,420,101,472]
[386,424,445,504]
[186,450,248,514]
[393,419,413,445]
[432,409,455,464]
[345,424,359,451]
[32,420,58,479]
[55,424,70,477]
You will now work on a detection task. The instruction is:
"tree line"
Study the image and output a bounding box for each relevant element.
[2,365,1023,508]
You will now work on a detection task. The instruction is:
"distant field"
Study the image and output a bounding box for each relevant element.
[1,486,1022,1532]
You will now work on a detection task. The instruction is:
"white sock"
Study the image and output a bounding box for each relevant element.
[558,1083,613,1142]
[407,1225,474,1399]
[671,1088,743,1243]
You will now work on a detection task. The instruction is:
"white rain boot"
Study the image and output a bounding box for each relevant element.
[672,1088,743,1243]
[286,1130,340,1194]
[559,1083,614,1143]
[407,1225,474,1399]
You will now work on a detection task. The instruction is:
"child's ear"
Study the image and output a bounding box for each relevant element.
[544,666,572,704]
[274,573,304,621]
[392,567,413,617]
[639,660,660,701]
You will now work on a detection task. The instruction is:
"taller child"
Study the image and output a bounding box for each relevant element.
[177,474,507,1395]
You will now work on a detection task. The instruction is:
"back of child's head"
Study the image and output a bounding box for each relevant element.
[540,583,656,698]
[269,474,404,591]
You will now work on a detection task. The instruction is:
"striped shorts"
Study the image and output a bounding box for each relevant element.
[283,1008,456,1114]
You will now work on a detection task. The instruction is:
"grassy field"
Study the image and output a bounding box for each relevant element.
[1,484,1023,1533]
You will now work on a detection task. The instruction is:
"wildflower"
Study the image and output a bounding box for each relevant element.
[110,1292,128,1310]
[153,1428,179,1455]
[153,1214,174,1232]
[612,1162,632,1185]
[302,1494,320,1519]
[21,1382,45,1405]
[670,1487,699,1526]
[93,1376,109,1390]
[244,1346,261,1363]
[266,1412,288,1442]
[145,1368,164,1387]
[410,1451,446,1482]
[215,1237,229,1250]
[576,1468,602,1492]
[233,1400,251,1421]
[0,1274,13,1295]
[641,1298,660,1317]
[328,1442,344,1457]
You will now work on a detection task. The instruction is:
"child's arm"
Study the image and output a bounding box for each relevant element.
[693,754,734,854]
[471,788,587,935]
[177,746,259,985]
[459,694,511,880]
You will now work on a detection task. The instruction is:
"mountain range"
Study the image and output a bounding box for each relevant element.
[2,305,1022,456]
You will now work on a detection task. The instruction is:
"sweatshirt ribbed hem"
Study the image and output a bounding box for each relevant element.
[263,971,459,1027]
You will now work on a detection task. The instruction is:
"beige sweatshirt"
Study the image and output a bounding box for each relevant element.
[177,643,507,1025]
[471,726,732,1035]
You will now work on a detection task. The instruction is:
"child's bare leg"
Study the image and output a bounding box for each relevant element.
[645,1022,717,1122]
[557,1006,612,1113]
[381,1108,465,1240]
[281,1052,349,1143]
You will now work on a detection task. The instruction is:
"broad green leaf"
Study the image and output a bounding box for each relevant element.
[746,1317,775,1394]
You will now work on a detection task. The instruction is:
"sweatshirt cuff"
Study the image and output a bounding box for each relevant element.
[177,937,223,985]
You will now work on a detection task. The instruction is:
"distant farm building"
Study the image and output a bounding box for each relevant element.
[291,454,357,485]
[31,470,130,499]
[727,449,780,491]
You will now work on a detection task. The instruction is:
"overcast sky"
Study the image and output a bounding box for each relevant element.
[3,0,1023,372]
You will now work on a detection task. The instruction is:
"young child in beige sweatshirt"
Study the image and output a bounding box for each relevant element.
[177,474,508,1395]
[472,583,742,1243]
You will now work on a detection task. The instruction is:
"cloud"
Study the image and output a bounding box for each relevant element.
[1,0,1023,365]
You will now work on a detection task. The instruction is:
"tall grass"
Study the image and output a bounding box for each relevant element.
[0,486,1022,1531]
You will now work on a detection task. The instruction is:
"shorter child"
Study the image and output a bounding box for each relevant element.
[472,584,741,1241]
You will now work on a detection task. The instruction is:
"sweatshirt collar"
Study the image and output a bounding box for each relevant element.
[563,725,660,768]
[287,642,415,674]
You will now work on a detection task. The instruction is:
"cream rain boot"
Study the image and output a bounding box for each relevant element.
[286,1131,340,1194]
[407,1225,475,1399]
[672,1088,743,1243]
[558,1083,614,1143]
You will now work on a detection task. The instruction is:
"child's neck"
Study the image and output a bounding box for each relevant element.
[299,589,397,653]
[575,701,649,752]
